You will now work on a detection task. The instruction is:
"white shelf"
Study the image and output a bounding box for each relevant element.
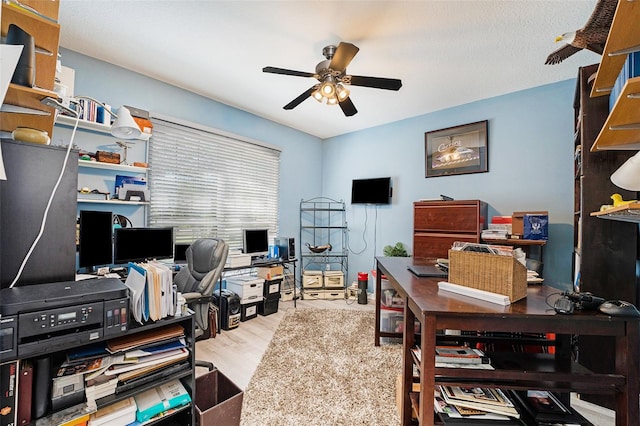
[78,159,148,173]
[77,198,149,205]
[56,114,151,141]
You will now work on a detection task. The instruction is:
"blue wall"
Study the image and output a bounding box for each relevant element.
[59,48,575,289]
[323,82,575,289]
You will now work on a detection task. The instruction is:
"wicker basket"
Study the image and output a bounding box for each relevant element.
[448,250,527,302]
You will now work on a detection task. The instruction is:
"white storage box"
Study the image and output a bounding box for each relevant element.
[281,288,295,301]
[225,276,264,304]
[225,253,252,268]
[323,271,344,288]
[303,289,344,300]
[302,271,323,288]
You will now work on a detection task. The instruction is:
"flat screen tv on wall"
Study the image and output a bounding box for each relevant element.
[351,177,392,205]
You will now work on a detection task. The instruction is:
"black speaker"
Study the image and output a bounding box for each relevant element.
[212,289,241,330]
[6,24,35,87]
[275,237,295,260]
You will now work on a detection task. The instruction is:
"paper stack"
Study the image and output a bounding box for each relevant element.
[124,261,176,324]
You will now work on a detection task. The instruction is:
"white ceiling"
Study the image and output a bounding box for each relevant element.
[58,0,602,139]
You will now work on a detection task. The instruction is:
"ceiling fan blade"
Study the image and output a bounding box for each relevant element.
[263,66,315,78]
[329,42,359,73]
[283,86,316,110]
[339,97,358,117]
[347,75,402,91]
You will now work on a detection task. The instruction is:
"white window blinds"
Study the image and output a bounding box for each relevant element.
[148,116,281,250]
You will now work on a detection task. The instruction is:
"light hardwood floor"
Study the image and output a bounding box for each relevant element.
[195,296,375,389]
[195,296,615,425]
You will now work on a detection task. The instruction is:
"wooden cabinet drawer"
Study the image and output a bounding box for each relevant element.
[413,233,477,259]
[414,204,480,232]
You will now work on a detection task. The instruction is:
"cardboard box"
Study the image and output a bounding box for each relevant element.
[195,369,243,426]
[256,265,283,280]
[512,211,548,237]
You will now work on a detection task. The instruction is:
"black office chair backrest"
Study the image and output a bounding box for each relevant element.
[177,238,228,295]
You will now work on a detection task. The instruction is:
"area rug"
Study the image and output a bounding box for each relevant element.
[240,308,402,425]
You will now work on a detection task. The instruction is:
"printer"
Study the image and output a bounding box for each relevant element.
[0,278,129,362]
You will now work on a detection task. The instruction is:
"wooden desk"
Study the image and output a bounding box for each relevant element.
[374,256,639,426]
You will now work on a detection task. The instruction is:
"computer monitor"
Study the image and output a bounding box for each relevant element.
[78,210,113,269]
[113,227,174,264]
[174,243,190,263]
[243,229,269,257]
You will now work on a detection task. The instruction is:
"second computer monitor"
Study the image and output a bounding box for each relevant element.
[243,228,269,257]
[113,227,174,264]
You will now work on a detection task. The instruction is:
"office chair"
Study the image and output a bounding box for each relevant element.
[174,238,229,339]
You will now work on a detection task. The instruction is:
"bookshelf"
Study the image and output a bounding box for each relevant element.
[4,314,196,425]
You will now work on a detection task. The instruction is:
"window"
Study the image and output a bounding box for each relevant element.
[148,115,281,251]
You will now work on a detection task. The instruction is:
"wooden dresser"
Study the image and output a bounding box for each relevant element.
[413,200,487,259]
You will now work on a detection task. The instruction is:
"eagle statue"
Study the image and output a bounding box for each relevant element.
[545,0,618,65]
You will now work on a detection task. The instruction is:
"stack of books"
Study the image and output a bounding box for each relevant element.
[133,379,191,423]
[435,385,521,424]
[433,345,494,370]
[482,216,513,241]
[55,324,189,414]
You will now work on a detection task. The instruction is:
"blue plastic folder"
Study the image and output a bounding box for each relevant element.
[125,263,149,323]
[134,379,191,422]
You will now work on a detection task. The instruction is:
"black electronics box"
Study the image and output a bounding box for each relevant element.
[258,293,280,316]
[275,237,295,260]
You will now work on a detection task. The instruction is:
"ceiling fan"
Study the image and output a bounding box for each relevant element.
[262,42,402,117]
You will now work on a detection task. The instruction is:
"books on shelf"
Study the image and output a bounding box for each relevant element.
[87,396,137,426]
[412,345,495,370]
[106,324,185,353]
[33,402,96,426]
[104,348,189,376]
[133,379,191,423]
[435,394,520,424]
[439,385,520,418]
[435,346,491,364]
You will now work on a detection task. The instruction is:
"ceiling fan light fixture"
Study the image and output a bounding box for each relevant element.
[320,81,335,97]
[312,88,323,102]
[327,96,338,106]
[336,84,350,101]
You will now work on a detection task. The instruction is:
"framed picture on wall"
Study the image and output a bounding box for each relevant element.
[425,120,488,178]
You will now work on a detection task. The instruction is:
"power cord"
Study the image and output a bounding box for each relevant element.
[347,205,368,255]
[546,291,605,315]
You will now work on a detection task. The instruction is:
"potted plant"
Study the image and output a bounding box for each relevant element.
[383,242,409,257]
